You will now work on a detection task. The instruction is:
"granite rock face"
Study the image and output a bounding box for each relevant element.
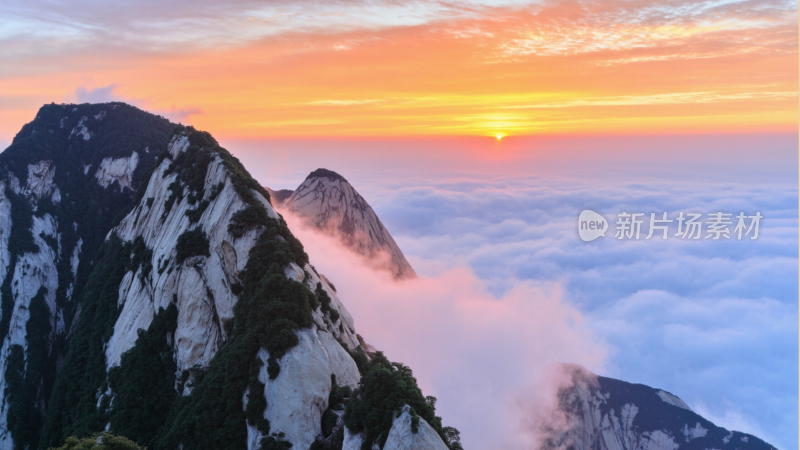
[95,151,140,190]
[540,364,777,450]
[341,405,450,450]
[383,405,451,450]
[100,132,366,450]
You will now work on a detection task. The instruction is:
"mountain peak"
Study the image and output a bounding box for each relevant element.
[305,168,348,183]
[541,364,777,450]
[280,170,416,279]
[0,113,454,450]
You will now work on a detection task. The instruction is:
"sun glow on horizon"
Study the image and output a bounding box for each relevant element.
[0,0,796,141]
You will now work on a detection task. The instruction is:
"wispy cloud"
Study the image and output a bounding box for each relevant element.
[503,90,799,108]
[303,99,385,106]
[68,83,203,123]
[73,84,121,103]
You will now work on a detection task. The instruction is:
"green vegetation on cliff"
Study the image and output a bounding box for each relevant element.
[48,433,145,450]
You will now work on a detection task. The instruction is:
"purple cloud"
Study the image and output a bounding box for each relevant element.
[70,84,202,123]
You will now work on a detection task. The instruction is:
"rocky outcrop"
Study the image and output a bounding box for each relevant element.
[341,405,450,450]
[280,169,416,279]
[384,405,450,450]
[105,136,261,370]
[105,135,361,376]
[541,364,777,450]
[69,116,92,141]
[95,151,139,190]
[0,212,59,448]
[0,183,12,294]
[246,327,360,450]
[20,161,59,203]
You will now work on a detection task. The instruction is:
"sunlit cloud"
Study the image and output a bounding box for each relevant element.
[67,83,203,124]
[504,90,799,108]
[303,99,386,106]
[0,0,796,139]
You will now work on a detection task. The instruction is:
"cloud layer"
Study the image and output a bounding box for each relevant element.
[282,211,607,450]
[362,176,797,449]
[266,163,797,449]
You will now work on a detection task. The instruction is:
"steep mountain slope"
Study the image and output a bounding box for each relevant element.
[541,364,777,450]
[0,102,175,450]
[279,169,416,279]
[0,106,458,450]
[41,126,369,450]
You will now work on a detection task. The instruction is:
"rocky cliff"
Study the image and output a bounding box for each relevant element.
[277,169,416,279]
[0,102,173,450]
[540,364,777,450]
[0,104,457,450]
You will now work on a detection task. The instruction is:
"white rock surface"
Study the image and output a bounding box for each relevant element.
[0,183,11,294]
[545,370,681,450]
[283,171,416,279]
[541,365,776,450]
[342,427,378,450]
[682,422,707,441]
[383,405,450,450]
[656,390,691,411]
[106,139,260,371]
[69,116,91,141]
[0,167,64,448]
[22,161,57,202]
[247,327,361,450]
[0,213,59,449]
[95,151,139,190]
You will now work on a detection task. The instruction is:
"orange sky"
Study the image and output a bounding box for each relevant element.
[0,0,797,141]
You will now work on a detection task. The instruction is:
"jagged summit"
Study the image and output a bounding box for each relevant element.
[542,364,777,450]
[305,168,347,183]
[280,168,416,279]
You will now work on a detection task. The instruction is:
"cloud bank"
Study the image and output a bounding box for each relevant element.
[282,210,607,450]
[361,176,797,449]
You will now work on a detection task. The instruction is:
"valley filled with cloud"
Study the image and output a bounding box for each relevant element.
[274,165,798,450]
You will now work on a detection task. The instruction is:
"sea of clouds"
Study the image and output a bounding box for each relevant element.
[368,176,797,449]
[282,175,797,449]
[236,136,798,450]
